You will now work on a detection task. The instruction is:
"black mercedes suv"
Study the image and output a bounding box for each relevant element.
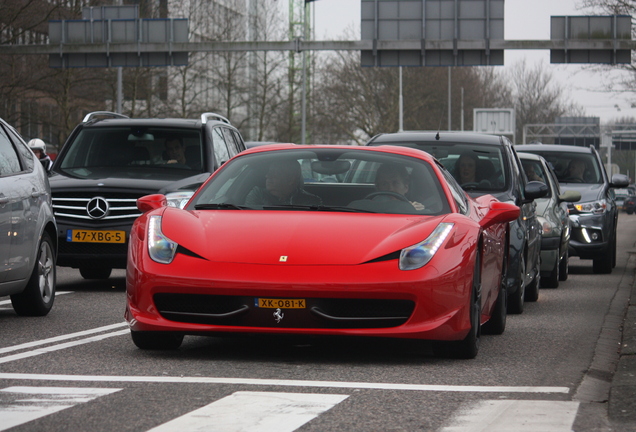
[367,131,547,315]
[516,144,629,274]
[49,111,246,279]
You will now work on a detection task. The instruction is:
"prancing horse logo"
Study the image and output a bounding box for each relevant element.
[273,308,284,323]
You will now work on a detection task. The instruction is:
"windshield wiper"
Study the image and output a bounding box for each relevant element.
[194,203,248,210]
[262,204,376,213]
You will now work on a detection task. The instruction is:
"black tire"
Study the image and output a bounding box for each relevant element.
[612,229,617,268]
[592,233,614,274]
[11,232,56,316]
[482,256,507,335]
[542,255,559,288]
[438,254,481,359]
[80,266,112,280]
[507,253,525,314]
[131,331,184,350]
[525,255,540,302]
[558,248,569,281]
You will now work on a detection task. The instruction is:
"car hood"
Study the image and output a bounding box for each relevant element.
[49,172,204,194]
[558,183,605,202]
[160,208,452,265]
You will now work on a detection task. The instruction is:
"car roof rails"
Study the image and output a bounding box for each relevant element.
[201,112,230,125]
[82,111,129,123]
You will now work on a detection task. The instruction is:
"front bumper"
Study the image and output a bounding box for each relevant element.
[125,253,475,342]
[567,214,610,259]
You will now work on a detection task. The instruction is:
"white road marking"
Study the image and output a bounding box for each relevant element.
[0,329,129,364]
[440,400,580,432]
[0,373,570,393]
[0,322,128,355]
[147,391,349,432]
[0,386,121,432]
[0,291,72,307]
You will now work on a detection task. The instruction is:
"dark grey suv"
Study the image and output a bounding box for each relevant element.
[49,111,246,279]
[367,132,547,315]
[516,144,629,274]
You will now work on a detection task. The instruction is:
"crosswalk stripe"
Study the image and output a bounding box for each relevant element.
[439,400,580,432]
[0,372,570,393]
[0,386,121,432]
[0,322,128,355]
[147,391,349,432]
[0,329,129,364]
[0,291,72,307]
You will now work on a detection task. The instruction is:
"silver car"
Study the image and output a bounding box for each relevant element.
[518,153,580,288]
[0,118,57,315]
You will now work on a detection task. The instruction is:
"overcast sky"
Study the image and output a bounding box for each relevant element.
[309,0,634,124]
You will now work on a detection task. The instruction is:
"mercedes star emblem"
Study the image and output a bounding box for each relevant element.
[86,197,109,219]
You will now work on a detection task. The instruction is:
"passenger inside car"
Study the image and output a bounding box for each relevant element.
[244,159,322,206]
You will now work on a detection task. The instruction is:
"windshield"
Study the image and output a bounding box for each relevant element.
[190,148,452,216]
[523,151,603,184]
[57,126,203,180]
[371,141,508,193]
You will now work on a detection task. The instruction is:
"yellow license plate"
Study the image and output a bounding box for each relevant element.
[257,298,306,309]
[67,229,126,243]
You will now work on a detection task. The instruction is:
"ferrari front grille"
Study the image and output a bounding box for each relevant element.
[153,294,414,329]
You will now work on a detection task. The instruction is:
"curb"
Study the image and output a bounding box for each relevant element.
[608,252,636,429]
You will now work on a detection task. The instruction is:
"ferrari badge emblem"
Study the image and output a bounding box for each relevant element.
[273,308,284,323]
[279,256,288,262]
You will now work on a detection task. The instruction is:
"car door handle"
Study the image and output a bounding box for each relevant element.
[31,191,45,198]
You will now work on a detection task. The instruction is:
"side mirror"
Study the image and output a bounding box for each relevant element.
[558,190,581,203]
[480,201,520,230]
[523,180,548,202]
[137,194,167,213]
[610,173,630,188]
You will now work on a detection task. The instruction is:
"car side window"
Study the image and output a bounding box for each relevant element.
[0,125,22,176]
[6,126,35,172]
[231,129,246,152]
[222,128,240,157]
[441,167,469,215]
[212,127,231,168]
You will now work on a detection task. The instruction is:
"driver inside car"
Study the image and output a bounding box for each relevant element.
[455,151,478,186]
[372,163,425,211]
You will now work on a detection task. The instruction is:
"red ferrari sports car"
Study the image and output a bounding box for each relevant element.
[125,145,519,359]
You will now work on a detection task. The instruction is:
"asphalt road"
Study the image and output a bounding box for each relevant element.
[1,215,635,432]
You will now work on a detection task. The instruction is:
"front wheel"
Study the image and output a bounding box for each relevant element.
[593,233,615,274]
[507,254,525,314]
[482,257,507,335]
[437,254,481,359]
[524,255,540,302]
[558,248,569,281]
[131,331,184,350]
[11,232,56,316]
[542,251,559,288]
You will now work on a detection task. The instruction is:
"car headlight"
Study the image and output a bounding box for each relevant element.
[399,223,454,271]
[574,199,606,215]
[165,191,195,209]
[148,215,178,264]
[537,216,556,236]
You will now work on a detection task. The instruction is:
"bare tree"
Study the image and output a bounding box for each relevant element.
[244,1,287,141]
[570,0,636,109]
[0,0,113,147]
[311,49,525,144]
[501,59,583,141]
